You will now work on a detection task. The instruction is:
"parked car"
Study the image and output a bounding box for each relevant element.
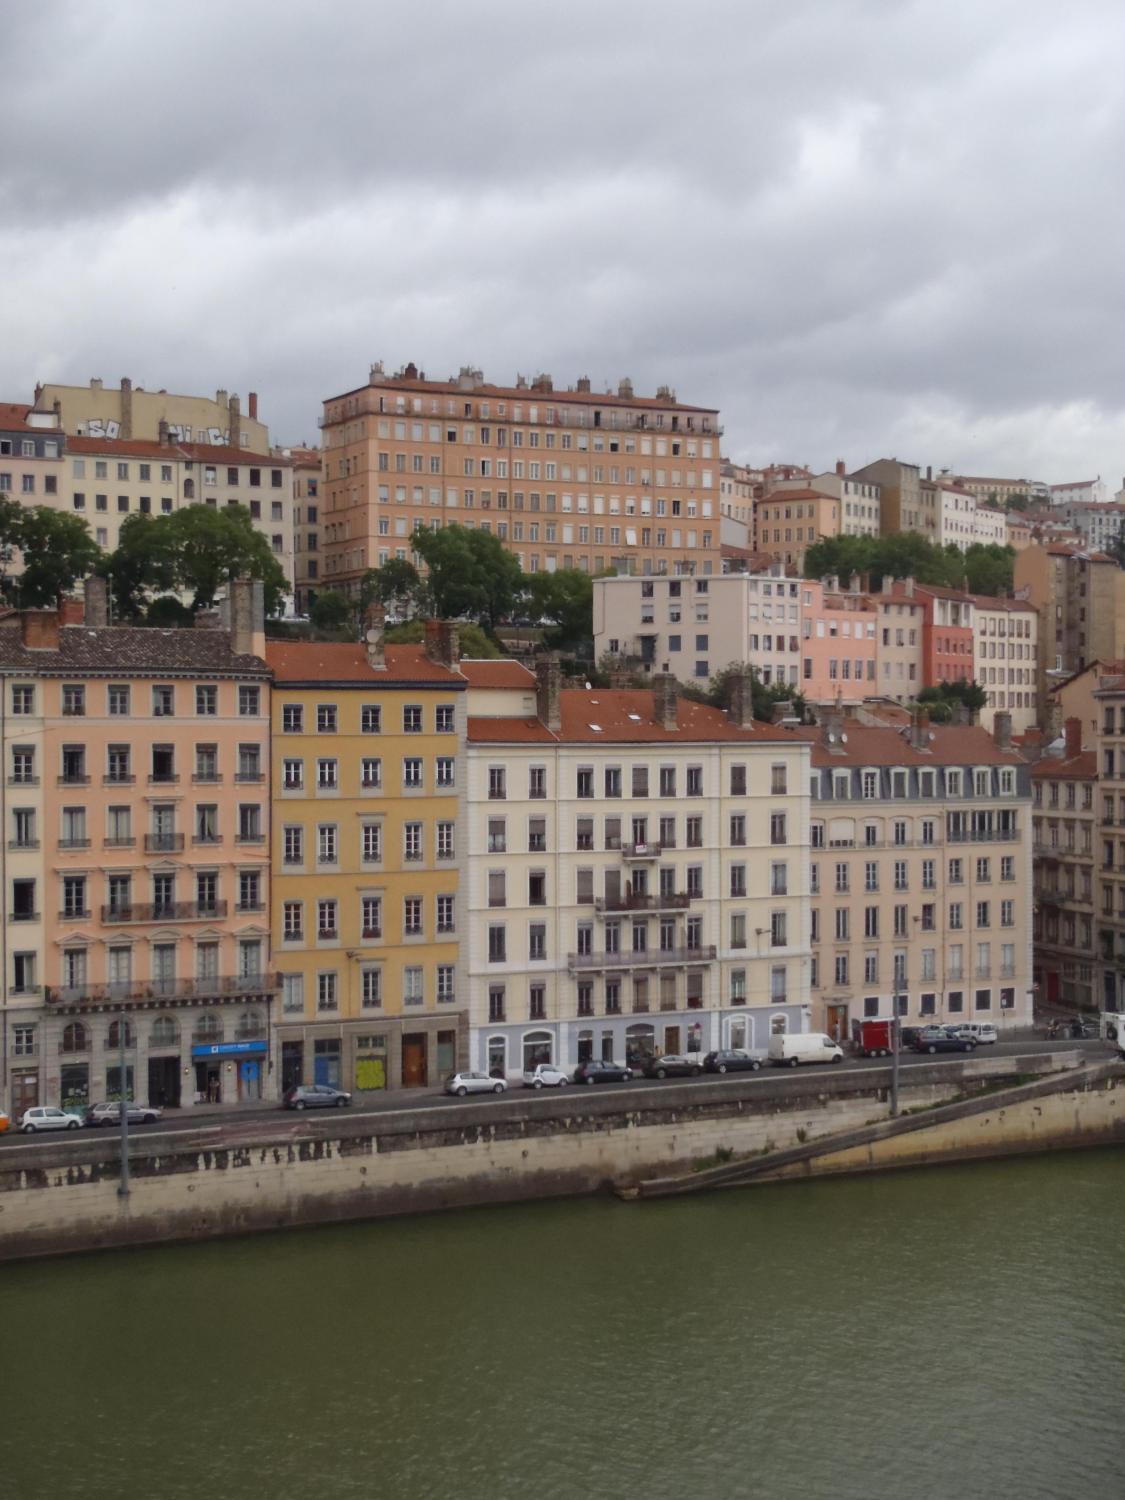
[0,1107,9,1135]
[282,1084,352,1110]
[574,1059,632,1085]
[523,1063,569,1089]
[85,1101,163,1127]
[914,1026,974,1054]
[703,1049,763,1074]
[947,1023,997,1047]
[19,1105,84,1133]
[644,1053,703,1079]
[768,1033,845,1068]
[445,1071,507,1097]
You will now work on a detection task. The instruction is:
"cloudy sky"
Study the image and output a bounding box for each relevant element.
[5,0,1125,488]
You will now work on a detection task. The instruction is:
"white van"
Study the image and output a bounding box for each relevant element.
[768,1032,845,1068]
[948,1022,998,1046]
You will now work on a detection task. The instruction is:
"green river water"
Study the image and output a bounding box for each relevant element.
[1,1150,1123,1500]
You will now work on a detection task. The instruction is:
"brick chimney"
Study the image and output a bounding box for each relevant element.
[437,621,460,670]
[909,709,932,752]
[60,598,84,626]
[653,672,678,731]
[535,656,562,732]
[1064,716,1082,758]
[227,577,265,658]
[835,459,846,477]
[20,610,60,649]
[364,602,386,669]
[576,376,592,394]
[83,574,109,628]
[120,376,133,440]
[229,393,241,451]
[993,711,1013,750]
[727,667,755,728]
[903,575,915,599]
[158,418,171,448]
[423,619,442,664]
[248,391,258,421]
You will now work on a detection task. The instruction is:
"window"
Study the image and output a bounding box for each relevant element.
[436,894,455,933]
[660,766,676,797]
[528,766,546,799]
[62,684,85,717]
[283,901,304,941]
[317,824,338,864]
[686,766,703,797]
[771,764,787,795]
[488,925,507,962]
[238,804,262,841]
[730,864,746,897]
[529,923,546,960]
[361,824,382,863]
[195,685,217,716]
[318,899,338,939]
[436,704,455,734]
[362,969,383,1008]
[403,897,423,936]
[152,685,174,717]
[11,747,35,784]
[239,686,260,717]
[361,757,381,789]
[604,766,622,798]
[404,823,423,860]
[283,758,303,790]
[770,911,787,947]
[107,684,130,716]
[317,758,338,789]
[317,704,337,734]
[403,705,422,733]
[10,684,34,716]
[317,972,338,1011]
[577,767,594,798]
[362,896,382,938]
[436,822,455,859]
[403,757,423,789]
[436,757,455,787]
[488,766,507,800]
[770,812,787,845]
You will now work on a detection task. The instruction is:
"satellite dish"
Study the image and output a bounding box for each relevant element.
[827,730,837,743]
[840,732,848,743]
[365,629,380,643]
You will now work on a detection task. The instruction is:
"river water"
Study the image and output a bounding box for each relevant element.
[2,1151,1122,1500]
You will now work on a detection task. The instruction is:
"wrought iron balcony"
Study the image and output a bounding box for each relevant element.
[622,842,662,860]
[594,892,690,914]
[145,833,185,853]
[100,900,229,924]
[45,972,281,1006]
[567,944,716,972]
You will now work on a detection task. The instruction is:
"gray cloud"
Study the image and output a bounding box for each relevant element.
[4,0,1125,488]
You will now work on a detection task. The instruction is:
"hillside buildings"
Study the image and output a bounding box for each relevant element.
[1014,542,1125,712]
[319,363,723,591]
[1030,719,1096,1014]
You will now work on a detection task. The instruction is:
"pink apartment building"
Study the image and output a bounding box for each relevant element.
[800,578,878,704]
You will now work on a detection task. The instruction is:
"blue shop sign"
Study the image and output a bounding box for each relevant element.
[191,1040,269,1058]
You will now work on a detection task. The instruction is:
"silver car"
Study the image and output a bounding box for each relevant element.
[523,1063,570,1089]
[20,1105,84,1133]
[86,1101,164,1127]
[445,1071,507,1097]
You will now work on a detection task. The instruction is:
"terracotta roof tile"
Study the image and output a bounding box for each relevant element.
[791,721,1023,768]
[327,375,718,416]
[459,659,536,689]
[66,435,178,459]
[1030,751,1096,779]
[0,622,267,676]
[265,641,463,686]
[469,689,799,744]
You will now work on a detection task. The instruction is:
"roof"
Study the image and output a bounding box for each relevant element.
[67,435,178,459]
[791,721,1023,768]
[0,402,38,433]
[757,489,836,504]
[326,373,718,416]
[1045,542,1116,561]
[265,641,463,686]
[468,689,800,745]
[178,443,287,466]
[1050,480,1099,491]
[1030,750,1096,780]
[0,622,268,677]
[458,659,535,689]
[1049,659,1125,694]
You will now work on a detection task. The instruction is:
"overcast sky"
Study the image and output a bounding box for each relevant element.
[5,0,1125,489]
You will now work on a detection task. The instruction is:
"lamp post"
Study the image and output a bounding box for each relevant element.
[890,971,901,1119]
[117,1009,130,1198]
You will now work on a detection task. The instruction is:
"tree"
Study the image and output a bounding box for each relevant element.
[804,532,1015,596]
[310,590,353,631]
[521,568,593,651]
[681,661,805,722]
[8,508,101,608]
[358,559,428,620]
[165,505,289,616]
[144,596,194,628]
[410,524,523,631]
[384,619,501,658]
[961,544,1014,597]
[0,495,27,598]
[98,512,179,619]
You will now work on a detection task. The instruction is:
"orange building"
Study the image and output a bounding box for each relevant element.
[754,489,840,569]
[320,363,723,589]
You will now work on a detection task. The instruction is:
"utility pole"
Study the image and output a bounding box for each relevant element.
[117,1010,130,1198]
[890,982,901,1119]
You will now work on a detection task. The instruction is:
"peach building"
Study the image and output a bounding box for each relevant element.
[0,580,274,1120]
[754,489,840,569]
[800,578,878,704]
[320,363,723,590]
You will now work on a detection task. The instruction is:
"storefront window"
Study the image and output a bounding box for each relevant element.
[576,1029,594,1064]
[105,1064,135,1102]
[771,1014,788,1036]
[487,1036,507,1077]
[355,1035,387,1091]
[436,1029,456,1076]
[625,1023,655,1066]
[522,1031,552,1071]
[313,1037,341,1088]
[686,1021,704,1054]
[60,1063,89,1112]
[729,1019,747,1051]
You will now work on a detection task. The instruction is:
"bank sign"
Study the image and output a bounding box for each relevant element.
[191,1041,269,1058]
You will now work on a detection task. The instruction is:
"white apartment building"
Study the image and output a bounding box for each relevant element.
[1052,478,1106,508]
[594,569,804,686]
[775,463,882,538]
[972,595,1039,733]
[799,712,1034,1039]
[464,664,812,1076]
[1062,500,1125,554]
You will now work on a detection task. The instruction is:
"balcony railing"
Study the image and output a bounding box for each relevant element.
[594,892,690,914]
[145,833,185,853]
[100,900,229,924]
[568,944,716,972]
[45,972,280,1006]
[622,842,662,860]
[104,772,135,785]
[59,908,91,921]
[57,774,90,786]
[58,838,91,850]
[104,837,136,848]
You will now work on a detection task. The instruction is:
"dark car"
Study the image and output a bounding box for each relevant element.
[914,1026,974,1055]
[643,1053,703,1080]
[282,1083,351,1110]
[573,1059,632,1085]
[703,1049,763,1075]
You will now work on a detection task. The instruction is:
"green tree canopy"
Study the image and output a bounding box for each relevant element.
[309,590,353,631]
[358,559,428,620]
[384,619,501,658]
[410,524,523,631]
[8,508,102,608]
[166,505,288,615]
[521,568,593,651]
[803,533,1014,596]
[681,661,805,722]
[98,512,179,619]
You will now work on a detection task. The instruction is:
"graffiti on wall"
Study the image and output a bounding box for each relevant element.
[82,419,232,445]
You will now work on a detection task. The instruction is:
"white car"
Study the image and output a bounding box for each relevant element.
[523,1063,570,1089]
[444,1071,507,1098]
[20,1105,84,1133]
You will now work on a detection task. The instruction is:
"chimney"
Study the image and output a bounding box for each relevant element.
[822,701,845,746]
[90,378,103,392]
[83,574,109,628]
[364,603,386,669]
[771,702,792,724]
[993,711,1013,751]
[926,465,933,481]
[955,702,971,725]
[158,418,171,448]
[248,392,258,421]
[120,377,133,440]
[423,619,443,664]
[228,577,265,658]
[849,572,862,594]
[59,597,85,626]
[576,376,592,394]
[535,656,562,733]
[618,378,634,400]
[1064,716,1082,758]
[228,393,241,451]
[194,609,221,631]
[653,672,678,731]
[909,709,932,752]
[437,621,460,670]
[904,575,915,599]
[835,459,846,477]
[20,610,60,650]
[727,667,755,728]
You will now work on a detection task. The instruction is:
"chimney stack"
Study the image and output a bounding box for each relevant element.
[437,621,460,670]
[1064,715,1082,758]
[909,708,932,752]
[248,391,258,421]
[727,668,755,728]
[20,610,60,650]
[227,577,265,658]
[535,656,562,732]
[653,672,678,731]
[364,602,386,669]
[83,574,109,628]
[835,459,846,477]
[229,393,242,450]
[618,378,634,400]
[576,376,591,394]
[120,376,133,440]
[849,572,862,594]
[423,619,442,664]
[194,609,221,631]
[904,575,915,599]
[158,418,171,448]
[993,711,1013,750]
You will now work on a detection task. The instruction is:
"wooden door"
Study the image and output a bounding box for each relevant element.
[401,1035,427,1087]
[11,1071,38,1120]
[826,1004,848,1043]
[663,1025,681,1054]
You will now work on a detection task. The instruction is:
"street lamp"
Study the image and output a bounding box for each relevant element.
[117,1008,129,1198]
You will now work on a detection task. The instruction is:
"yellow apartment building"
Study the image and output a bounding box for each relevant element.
[320,362,723,589]
[268,623,466,1096]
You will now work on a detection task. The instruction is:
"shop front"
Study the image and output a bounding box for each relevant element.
[276,1015,466,1097]
[190,1039,268,1104]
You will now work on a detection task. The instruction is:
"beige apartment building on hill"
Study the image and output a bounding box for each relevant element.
[32,377,270,453]
[1015,542,1125,717]
[319,363,723,591]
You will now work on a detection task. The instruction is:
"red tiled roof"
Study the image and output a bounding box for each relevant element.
[757,489,835,504]
[327,374,718,415]
[265,642,463,685]
[67,435,178,459]
[0,402,36,432]
[469,689,798,744]
[791,721,1023,767]
[459,659,535,689]
[1030,750,1096,779]
[178,443,286,466]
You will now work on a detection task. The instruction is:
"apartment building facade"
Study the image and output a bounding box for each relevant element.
[465,667,812,1076]
[800,578,878,704]
[754,490,839,569]
[284,445,322,614]
[1014,542,1125,715]
[800,712,1033,1039]
[774,464,881,538]
[0,402,64,507]
[32,377,270,454]
[268,626,466,1097]
[1030,719,1096,1013]
[320,363,723,590]
[1061,500,1125,555]
[1093,675,1125,1010]
[0,580,275,1120]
